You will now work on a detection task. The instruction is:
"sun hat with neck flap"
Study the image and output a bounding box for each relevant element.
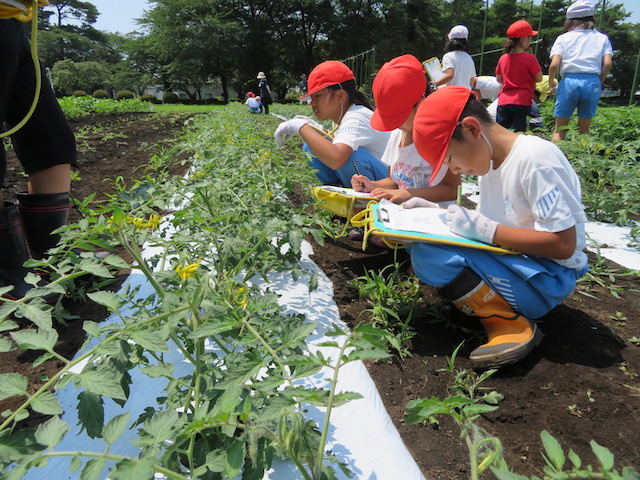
[300,61,355,101]
[412,86,475,186]
[370,54,427,131]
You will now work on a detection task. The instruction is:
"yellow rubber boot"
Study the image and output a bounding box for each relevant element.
[441,268,542,369]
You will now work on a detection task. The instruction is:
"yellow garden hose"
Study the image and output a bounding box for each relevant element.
[0,0,47,139]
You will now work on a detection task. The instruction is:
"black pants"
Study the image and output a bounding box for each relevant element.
[496,104,530,132]
[0,19,76,185]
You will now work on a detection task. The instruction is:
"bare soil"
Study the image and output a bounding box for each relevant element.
[2,112,640,479]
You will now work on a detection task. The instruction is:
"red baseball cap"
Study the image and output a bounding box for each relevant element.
[412,86,475,186]
[300,61,355,101]
[506,20,538,39]
[370,55,427,131]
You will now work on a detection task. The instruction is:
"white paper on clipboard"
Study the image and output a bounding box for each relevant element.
[423,57,444,83]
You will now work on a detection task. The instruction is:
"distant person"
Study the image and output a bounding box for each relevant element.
[299,73,308,95]
[495,20,543,132]
[434,25,477,90]
[273,61,390,188]
[548,0,613,141]
[257,71,272,114]
[0,14,74,303]
[245,92,262,113]
[472,75,547,133]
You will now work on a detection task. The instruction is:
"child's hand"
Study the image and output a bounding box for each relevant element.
[351,174,371,192]
[446,205,498,244]
[370,188,411,204]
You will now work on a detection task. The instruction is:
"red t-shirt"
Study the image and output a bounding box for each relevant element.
[495,52,541,106]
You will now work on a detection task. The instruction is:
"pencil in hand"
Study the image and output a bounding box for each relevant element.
[456,185,462,206]
[351,160,365,189]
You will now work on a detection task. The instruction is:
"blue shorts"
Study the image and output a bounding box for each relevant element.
[303,144,389,187]
[408,243,588,319]
[554,73,601,119]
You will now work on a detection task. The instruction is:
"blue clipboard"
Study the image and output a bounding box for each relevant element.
[351,202,516,254]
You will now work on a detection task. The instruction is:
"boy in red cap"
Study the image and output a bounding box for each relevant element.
[350,54,459,205]
[495,20,543,132]
[274,61,390,187]
[409,86,588,369]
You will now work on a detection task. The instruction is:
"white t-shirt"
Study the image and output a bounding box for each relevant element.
[475,76,501,100]
[550,29,613,76]
[333,104,391,160]
[441,51,477,89]
[245,97,261,110]
[380,129,433,189]
[478,135,588,270]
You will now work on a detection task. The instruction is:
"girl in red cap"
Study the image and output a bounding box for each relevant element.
[495,20,543,132]
[407,86,588,369]
[350,54,459,206]
[274,61,390,187]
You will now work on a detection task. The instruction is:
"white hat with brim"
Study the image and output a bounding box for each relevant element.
[448,25,469,40]
[567,0,595,19]
[257,72,266,79]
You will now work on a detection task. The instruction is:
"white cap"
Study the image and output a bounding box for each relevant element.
[567,0,595,19]
[448,25,469,40]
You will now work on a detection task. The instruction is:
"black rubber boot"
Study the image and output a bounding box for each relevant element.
[0,202,60,303]
[16,191,69,259]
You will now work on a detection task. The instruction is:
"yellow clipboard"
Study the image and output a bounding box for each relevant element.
[350,202,516,254]
[311,186,379,237]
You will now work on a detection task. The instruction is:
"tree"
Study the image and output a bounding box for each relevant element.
[51,58,112,93]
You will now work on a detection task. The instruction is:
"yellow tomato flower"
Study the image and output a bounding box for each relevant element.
[176,259,202,281]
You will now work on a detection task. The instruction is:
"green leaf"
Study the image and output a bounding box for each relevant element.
[79,259,114,279]
[490,467,530,480]
[0,373,28,401]
[83,321,102,338]
[31,391,63,415]
[10,329,58,352]
[81,458,106,480]
[223,438,245,479]
[0,336,15,353]
[13,303,53,331]
[139,363,174,379]
[568,448,582,469]
[108,458,156,480]
[34,416,69,448]
[75,366,127,401]
[77,391,104,438]
[129,330,169,352]
[102,412,131,445]
[102,254,130,269]
[590,439,615,471]
[143,409,180,443]
[70,454,82,473]
[541,430,565,470]
[0,320,19,332]
[87,291,122,311]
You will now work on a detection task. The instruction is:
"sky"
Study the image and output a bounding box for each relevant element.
[90,0,639,35]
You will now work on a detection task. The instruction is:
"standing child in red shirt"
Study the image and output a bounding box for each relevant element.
[495,20,543,132]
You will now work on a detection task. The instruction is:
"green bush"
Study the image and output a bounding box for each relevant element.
[140,94,158,103]
[92,89,110,99]
[162,92,180,104]
[115,90,135,100]
[72,90,88,97]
